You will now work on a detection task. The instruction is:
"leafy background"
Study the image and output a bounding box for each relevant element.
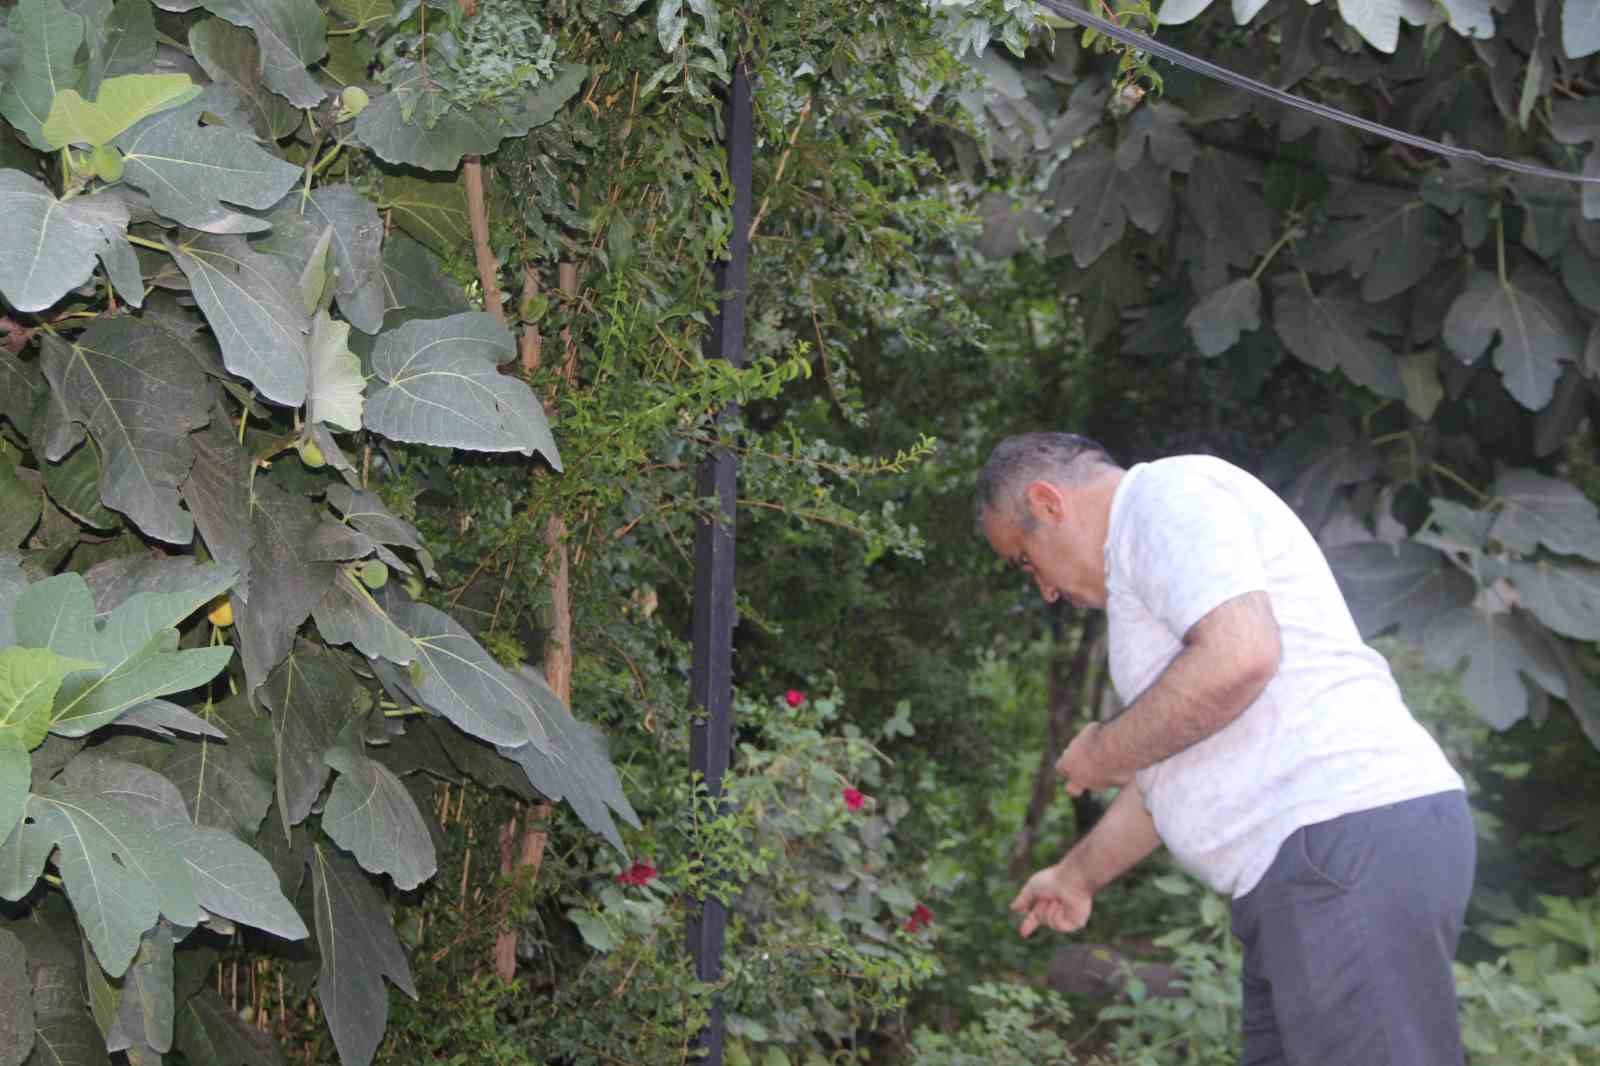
[5,0,1600,1064]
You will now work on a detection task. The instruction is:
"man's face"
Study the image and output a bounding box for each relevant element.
[982,492,1106,609]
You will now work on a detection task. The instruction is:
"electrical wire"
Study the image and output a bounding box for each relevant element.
[1035,0,1600,187]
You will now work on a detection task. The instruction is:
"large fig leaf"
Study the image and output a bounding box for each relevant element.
[0,927,30,1066]
[13,567,236,736]
[170,231,310,406]
[310,844,416,1066]
[1504,558,1600,640]
[115,100,301,233]
[353,61,501,172]
[181,425,253,601]
[0,174,131,314]
[381,594,532,748]
[312,572,415,665]
[54,752,305,944]
[0,647,99,753]
[497,667,640,853]
[1270,275,1405,397]
[104,922,172,1055]
[0,787,199,976]
[380,174,470,260]
[363,312,561,464]
[1424,606,1563,730]
[1184,277,1259,357]
[173,989,286,1066]
[187,18,301,141]
[0,0,84,148]
[232,481,337,696]
[38,319,212,544]
[196,0,327,109]
[259,646,363,835]
[304,185,386,334]
[1442,267,1583,410]
[1490,469,1600,562]
[1301,187,1446,301]
[322,744,436,889]
[1046,143,1168,268]
[162,733,272,838]
[1327,541,1475,642]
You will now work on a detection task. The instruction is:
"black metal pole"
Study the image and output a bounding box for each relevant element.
[688,56,754,1066]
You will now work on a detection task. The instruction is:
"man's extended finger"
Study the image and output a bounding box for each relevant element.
[1019,908,1040,938]
[1009,890,1030,913]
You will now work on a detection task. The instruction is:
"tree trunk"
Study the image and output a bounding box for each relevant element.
[1009,611,1104,879]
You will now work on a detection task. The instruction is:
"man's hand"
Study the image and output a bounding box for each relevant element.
[1010,861,1093,938]
[1055,722,1132,796]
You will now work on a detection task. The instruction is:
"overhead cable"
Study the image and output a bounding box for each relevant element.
[1035,0,1600,187]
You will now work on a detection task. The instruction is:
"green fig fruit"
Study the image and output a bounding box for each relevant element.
[339,85,370,119]
[90,144,124,183]
[361,558,389,589]
[297,438,327,469]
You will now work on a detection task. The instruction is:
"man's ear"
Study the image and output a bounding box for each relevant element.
[1022,480,1065,525]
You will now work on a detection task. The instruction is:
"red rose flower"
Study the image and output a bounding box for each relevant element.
[843,787,865,811]
[784,689,806,708]
[904,904,933,932]
[616,860,657,887]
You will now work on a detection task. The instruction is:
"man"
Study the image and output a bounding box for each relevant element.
[976,432,1474,1066]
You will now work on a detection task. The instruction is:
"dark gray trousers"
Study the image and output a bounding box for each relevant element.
[1229,790,1476,1066]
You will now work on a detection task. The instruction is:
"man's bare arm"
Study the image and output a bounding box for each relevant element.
[1011,785,1161,936]
[1062,591,1281,791]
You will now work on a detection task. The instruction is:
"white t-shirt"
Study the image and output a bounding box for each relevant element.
[1105,456,1464,898]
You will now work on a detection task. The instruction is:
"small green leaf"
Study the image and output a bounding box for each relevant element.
[41,73,199,148]
[306,312,365,432]
[0,646,98,753]
[569,910,616,952]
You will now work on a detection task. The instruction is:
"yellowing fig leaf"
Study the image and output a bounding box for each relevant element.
[41,73,199,149]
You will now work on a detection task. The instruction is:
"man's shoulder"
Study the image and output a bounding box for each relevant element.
[1121,455,1259,508]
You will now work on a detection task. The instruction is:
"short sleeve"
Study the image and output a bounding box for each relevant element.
[1113,464,1268,638]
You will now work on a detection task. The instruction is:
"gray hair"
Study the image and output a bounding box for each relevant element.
[973,432,1117,530]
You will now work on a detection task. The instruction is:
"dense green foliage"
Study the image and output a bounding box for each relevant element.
[4,0,1600,1063]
